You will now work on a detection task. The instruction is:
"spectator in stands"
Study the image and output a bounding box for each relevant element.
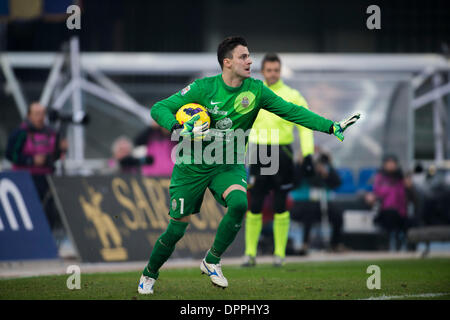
[421,164,450,226]
[290,149,346,255]
[110,135,154,174]
[6,102,67,234]
[111,136,136,173]
[133,122,177,177]
[370,154,417,251]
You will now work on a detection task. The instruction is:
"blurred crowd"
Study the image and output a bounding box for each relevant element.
[255,148,450,255]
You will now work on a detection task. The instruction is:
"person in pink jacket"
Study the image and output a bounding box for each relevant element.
[6,102,67,234]
[372,154,415,251]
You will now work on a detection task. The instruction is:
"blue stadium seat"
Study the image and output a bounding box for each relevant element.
[357,167,377,191]
[335,168,357,194]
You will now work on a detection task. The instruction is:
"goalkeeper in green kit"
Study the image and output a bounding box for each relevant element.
[138,36,361,294]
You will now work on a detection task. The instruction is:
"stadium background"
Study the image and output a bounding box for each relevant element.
[0,0,449,298]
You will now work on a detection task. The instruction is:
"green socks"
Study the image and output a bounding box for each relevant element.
[206,190,248,264]
[273,211,290,258]
[144,190,249,276]
[244,211,263,257]
[143,219,188,279]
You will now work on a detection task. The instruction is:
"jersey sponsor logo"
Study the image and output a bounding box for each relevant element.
[234,91,256,114]
[180,85,191,96]
[207,106,228,116]
[210,100,222,105]
[215,118,233,130]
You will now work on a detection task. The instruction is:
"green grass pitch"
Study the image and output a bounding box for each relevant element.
[1,258,449,300]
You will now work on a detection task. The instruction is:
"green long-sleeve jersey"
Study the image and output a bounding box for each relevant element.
[150,73,333,171]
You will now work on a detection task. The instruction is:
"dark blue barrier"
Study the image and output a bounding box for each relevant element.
[0,171,58,261]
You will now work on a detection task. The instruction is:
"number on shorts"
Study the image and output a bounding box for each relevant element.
[179,198,184,215]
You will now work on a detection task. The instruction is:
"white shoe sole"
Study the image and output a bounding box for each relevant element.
[138,289,153,295]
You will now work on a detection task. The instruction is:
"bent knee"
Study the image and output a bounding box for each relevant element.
[166,218,189,240]
[225,189,248,215]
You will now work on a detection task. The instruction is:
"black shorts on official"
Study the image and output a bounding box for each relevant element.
[248,144,295,192]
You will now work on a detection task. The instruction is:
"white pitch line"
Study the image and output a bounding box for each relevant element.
[360,293,449,300]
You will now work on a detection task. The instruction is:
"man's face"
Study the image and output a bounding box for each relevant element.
[225,45,252,79]
[114,139,132,160]
[262,61,281,86]
[28,103,46,129]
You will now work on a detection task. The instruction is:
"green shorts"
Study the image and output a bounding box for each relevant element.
[168,164,248,219]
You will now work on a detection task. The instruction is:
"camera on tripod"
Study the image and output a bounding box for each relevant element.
[47,108,90,138]
[48,109,90,126]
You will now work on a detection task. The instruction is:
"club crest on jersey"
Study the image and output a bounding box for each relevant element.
[172,199,177,210]
[180,85,191,96]
[234,91,256,114]
[241,97,250,108]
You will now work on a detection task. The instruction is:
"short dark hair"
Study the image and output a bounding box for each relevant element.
[261,53,281,70]
[382,153,399,164]
[217,36,248,69]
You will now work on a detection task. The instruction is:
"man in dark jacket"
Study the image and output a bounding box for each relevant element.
[290,151,344,254]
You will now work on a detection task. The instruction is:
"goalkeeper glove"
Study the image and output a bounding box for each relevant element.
[172,115,209,139]
[332,112,361,142]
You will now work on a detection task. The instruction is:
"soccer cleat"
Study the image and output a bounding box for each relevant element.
[137,274,156,294]
[241,255,256,267]
[200,259,228,288]
[273,255,285,267]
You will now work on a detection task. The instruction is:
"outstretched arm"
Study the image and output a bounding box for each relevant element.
[260,85,360,141]
[292,92,315,157]
[260,84,334,134]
